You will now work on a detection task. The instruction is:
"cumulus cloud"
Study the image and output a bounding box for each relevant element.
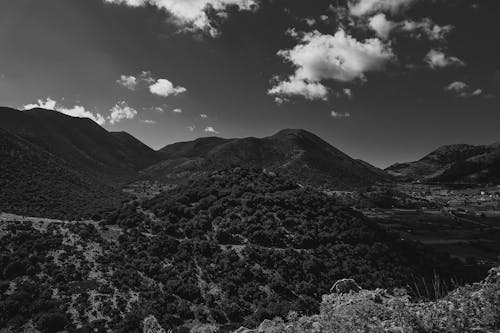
[24,98,106,125]
[269,29,393,101]
[172,108,183,113]
[108,101,138,124]
[425,49,465,69]
[368,13,396,39]
[349,0,417,16]
[142,119,157,124]
[149,79,187,97]
[104,0,257,36]
[331,110,351,118]
[200,113,208,118]
[269,79,329,101]
[116,75,138,90]
[444,81,482,98]
[204,126,219,134]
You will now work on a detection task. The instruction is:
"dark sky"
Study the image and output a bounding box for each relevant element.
[0,0,499,168]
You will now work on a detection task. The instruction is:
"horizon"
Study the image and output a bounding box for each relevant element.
[1,0,499,168]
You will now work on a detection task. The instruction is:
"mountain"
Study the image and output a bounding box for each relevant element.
[386,142,500,183]
[0,168,481,332]
[147,129,390,189]
[0,107,162,179]
[0,128,127,219]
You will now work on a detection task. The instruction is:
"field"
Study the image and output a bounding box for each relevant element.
[364,183,500,267]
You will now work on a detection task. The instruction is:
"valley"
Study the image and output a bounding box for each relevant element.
[0,108,499,332]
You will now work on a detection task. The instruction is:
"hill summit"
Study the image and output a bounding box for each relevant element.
[147,129,389,189]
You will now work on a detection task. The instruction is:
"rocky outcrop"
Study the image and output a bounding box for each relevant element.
[143,315,166,333]
[329,278,362,294]
[231,267,500,332]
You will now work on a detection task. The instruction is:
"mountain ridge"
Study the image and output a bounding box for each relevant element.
[386,141,500,183]
[152,128,390,189]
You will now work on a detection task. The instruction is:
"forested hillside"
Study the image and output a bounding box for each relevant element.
[0,168,482,332]
[0,129,127,219]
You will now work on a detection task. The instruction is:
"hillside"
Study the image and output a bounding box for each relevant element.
[0,168,482,332]
[230,267,500,333]
[386,142,500,184]
[146,129,390,189]
[0,129,127,219]
[0,107,162,179]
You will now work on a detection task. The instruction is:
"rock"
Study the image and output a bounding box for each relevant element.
[143,315,166,333]
[484,266,500,284]
[330,278,362,294]
[233,327,255,333]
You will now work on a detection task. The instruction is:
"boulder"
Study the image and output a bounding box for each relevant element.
[330,278,362,294]
[143,315,166,333]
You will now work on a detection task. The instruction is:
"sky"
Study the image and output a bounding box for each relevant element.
[0,0,499,168]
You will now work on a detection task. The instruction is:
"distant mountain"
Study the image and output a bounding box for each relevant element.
[0,107,164,218]
[0,128,126,219]
[0,107,162,180]
[148,129,390,189]
[386,143,500,183]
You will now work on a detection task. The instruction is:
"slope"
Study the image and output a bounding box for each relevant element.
[149,129,390,189]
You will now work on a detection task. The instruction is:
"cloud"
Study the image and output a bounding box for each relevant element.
[172,108,183,113]
[368,13,396,39]
[269,79,329,101]
[204,126,219,134]
[116,75,138,90]
[343,88,354,99]
[331,110,351,118]
[24,98,106,125]
[103,0,257,36]
[269,29,393,101]
[444,81,482,98]
[108,101,138,124]
[425,50,465,69]
[142,119,157,124]
[367,16,453,41]
[349,0,417,16]
[149,79,187,97]
[200,113,208,118]
[188,125,196,132]
[401,19,453,41]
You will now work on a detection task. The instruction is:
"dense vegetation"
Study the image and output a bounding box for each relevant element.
[0,129,128,219]
[145,129,390,189]
[0,168,484,332]
[232,267,500,333]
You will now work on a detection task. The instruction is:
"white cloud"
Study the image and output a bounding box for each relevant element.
[142,119,157,124]
[172,108,183,113]
[108,101,138,124]
[269,29,393,101]
[444,81,468,93]
[116,75,138,90]
[204,126,219,134]
[368,13,396,39]
[349,0,417,16]
[269,79,329,101]
[425,49,465,69]
[444,81,482,98]
[149,79,187,97]
[188,125,196,132]
[401,19,453,41]
[331,110,351,118]
[24,98,106,125]
[200,113,208,118]
[343,88,354,99]
[104,0,257,36]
